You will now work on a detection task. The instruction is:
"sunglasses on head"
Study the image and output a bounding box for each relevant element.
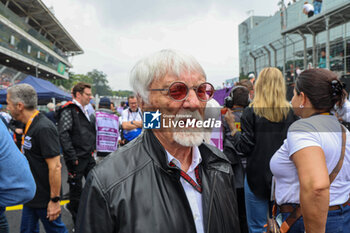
[149,82,215,102]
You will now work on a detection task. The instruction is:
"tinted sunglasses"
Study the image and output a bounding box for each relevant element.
[149,82,215,102]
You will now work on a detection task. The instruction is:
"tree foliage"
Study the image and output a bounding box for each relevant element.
[50,69,132,97]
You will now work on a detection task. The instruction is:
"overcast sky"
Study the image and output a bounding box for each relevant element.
[42,0,281,90]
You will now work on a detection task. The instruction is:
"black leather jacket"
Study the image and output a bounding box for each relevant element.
[57,102,96,164]
[231,107,297,200]
[76,130,240,233]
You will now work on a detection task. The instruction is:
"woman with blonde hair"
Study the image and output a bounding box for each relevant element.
[225,67,297,233]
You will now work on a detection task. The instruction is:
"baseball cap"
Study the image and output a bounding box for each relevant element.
[248,73,255,79]
[99,97,111,107]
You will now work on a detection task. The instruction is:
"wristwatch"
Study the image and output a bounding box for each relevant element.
[131,120,134,125]
[50,196,60,203]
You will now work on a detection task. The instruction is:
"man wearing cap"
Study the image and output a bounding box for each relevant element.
[76,49,240,233]
[95,97,120,163]
[6,84,67,232]
[57,82,96,225]
[248,73,255,84]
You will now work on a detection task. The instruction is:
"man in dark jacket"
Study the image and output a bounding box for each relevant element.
[76,49,240,233]
[57,82,96,225]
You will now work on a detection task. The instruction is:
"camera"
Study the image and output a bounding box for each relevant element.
[224,96,234,109]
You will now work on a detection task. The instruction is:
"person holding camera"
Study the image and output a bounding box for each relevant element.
[222,85,250,233]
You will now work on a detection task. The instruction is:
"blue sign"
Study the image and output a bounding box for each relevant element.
[143,110,161,129]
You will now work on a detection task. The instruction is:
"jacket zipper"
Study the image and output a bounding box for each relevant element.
[206,171,217,233]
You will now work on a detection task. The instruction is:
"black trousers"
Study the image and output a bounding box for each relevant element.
[308,11,314,17]
[67,155,96,224]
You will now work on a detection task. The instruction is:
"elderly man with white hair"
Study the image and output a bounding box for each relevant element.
[76,49,240,233]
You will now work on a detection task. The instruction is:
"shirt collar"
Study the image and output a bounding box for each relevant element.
[73,99,88,112]
[165,146,202,173]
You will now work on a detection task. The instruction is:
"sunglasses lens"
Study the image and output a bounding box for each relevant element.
[169,82,188,100]
[197,83,214,101]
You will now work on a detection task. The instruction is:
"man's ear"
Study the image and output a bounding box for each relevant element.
[16,102,25,111]
[75,91,82,101]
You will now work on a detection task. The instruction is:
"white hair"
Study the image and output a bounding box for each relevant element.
[130,49,206,104]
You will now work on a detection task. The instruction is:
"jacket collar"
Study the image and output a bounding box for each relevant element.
[142,130,230,174]
[97,108,114,114]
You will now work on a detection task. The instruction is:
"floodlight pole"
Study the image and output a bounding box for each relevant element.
[297,30,307,70]
[269,43,278,67]
[263,46,271,67]
[325,16,330,69]
[249,52,257,76]
[35,64,39,78]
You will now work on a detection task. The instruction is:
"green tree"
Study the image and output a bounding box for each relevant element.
[86,69,112,96]
[239,70,248,81]
[50,69,131,97]
[112,90,134,97]
[50,72,90,92]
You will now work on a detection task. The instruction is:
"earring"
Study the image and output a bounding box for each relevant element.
[299,104,304,109]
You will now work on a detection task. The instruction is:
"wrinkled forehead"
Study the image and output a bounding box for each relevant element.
[154,71,206,86]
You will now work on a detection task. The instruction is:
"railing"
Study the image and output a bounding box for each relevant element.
[285,0,350,30]
[0,21,63,72]
[0,1,68,61]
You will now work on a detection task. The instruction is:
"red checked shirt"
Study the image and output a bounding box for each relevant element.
[166,147,204,233]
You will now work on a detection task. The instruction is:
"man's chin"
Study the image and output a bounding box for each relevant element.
[173,131,204,147]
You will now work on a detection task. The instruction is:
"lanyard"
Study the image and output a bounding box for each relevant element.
[311,112,331,117]
[128,109,140,121]
[21,110,39,153]
[169,161,202,193]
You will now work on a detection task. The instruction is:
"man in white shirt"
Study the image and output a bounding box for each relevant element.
[303,1,314,17]
[120,95,142,145]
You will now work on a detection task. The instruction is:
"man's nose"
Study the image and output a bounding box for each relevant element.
[183,89,200,110]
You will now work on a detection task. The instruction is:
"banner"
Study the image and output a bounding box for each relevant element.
[57,62,66,75]
[96,111,119,152]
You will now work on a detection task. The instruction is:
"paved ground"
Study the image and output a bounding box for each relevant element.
[5,157,76,232]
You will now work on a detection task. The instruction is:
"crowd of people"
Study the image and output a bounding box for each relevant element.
[0,49,349,233]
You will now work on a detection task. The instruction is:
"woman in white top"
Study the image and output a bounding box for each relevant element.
[270,68,350,233]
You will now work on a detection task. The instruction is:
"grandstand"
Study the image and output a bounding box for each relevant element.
[0,0,83,88]
[239,0,350,85]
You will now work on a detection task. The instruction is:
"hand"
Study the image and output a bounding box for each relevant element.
[224,110,239,136]
[135,120,143,127]
[15,128,23,134]
[231,126,238,136]
[47,201,61,221]
[119,139,126,145]
[67,159,78,174]
[224,110,237,131]
[224,110,235,125]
